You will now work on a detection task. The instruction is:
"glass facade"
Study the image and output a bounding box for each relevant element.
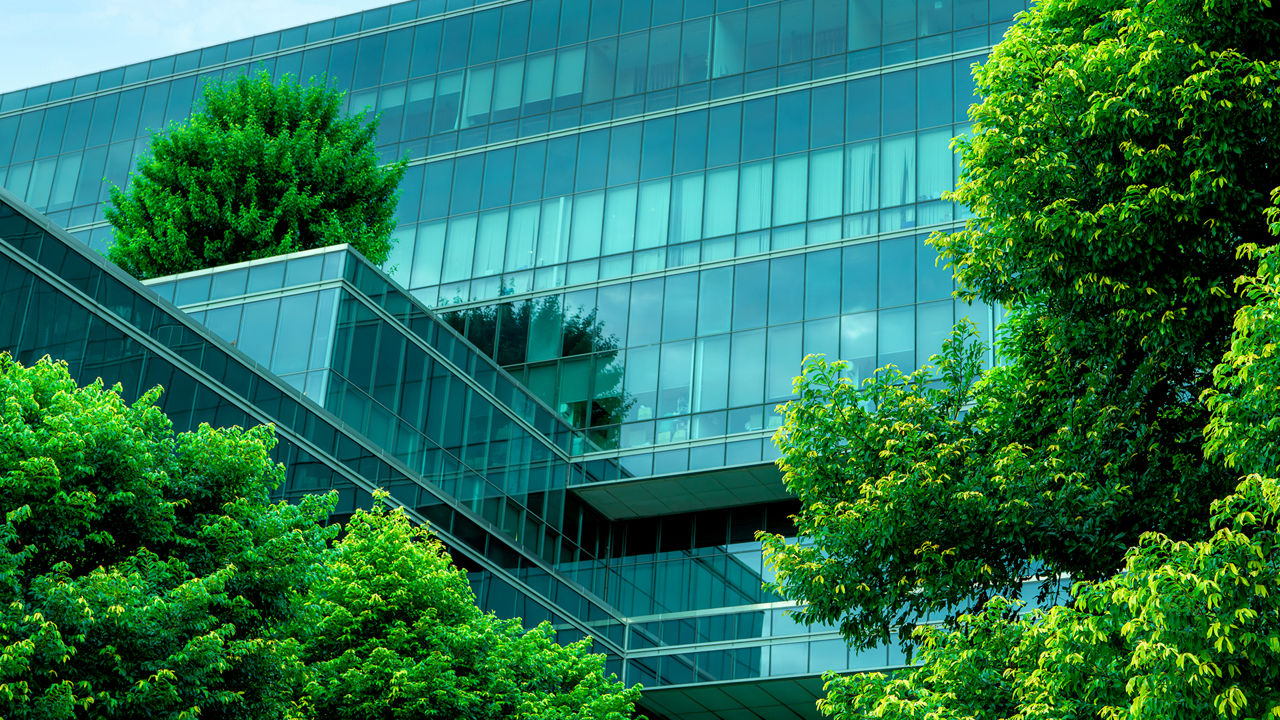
[0,1,1029,717]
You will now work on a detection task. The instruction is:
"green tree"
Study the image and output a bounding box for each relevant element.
[821,233,1280,717]
[106,72,406,279]
[297,500,639,720]
[0,354,335,719]
[761,0,1280,650]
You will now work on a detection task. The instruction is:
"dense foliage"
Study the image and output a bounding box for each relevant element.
[0,356,637,719]
[299,502,639,720]
[762,0,1280,650]
[820,228,1280,720]
[0,355,335,719]
[106,72,405,279]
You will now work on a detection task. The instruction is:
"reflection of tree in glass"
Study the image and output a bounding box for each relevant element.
[442,296,632,448]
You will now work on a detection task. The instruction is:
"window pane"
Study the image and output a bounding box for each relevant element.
[637,179,671,249]
[462,65,494,127]
[412,221,446,289]
[741,96,775,161]
[704,166,738,238]
[524,53,555,110]
[273,293,318,374]
[805,249,840,319]
[450,153,482,214]
[575,129,609,191]
[883,69,916,135]
[60,99,93,151]
[616,31,649,96]
[804,316,839,363]
[506,203,539,271]
[603,186,637,255]
[697,266,733,335]
[681,18,712,83]
[841,311,877,381]
[694,335,731,412]
[47,154,82,212]
[554,45,585,105]
[842,242,877,313]
[528,298,563,362]
[649,25,681,90]
[879,237,914,307]
[918,62,953,127]
[626,345,660,421]
[73,147,107,207]
[537,196,572,265]
[879,306,915,372]
[738,160,772,232]
[513,141,546,205]
[658,340,694,417]
[769,255,803,325]
[880,135,915,208]
[773,154,808,226]
[640,117,674,181]
[570,191,604,260]
[917,128,953,202]
[674,110,709,174]
[469,8,501,64]
[480,147,514,209]
[628,278,664,346]
[775,90,808,155]
[440,15,472,71]
[474,209,508,277]
[353,34,387,89]
[238,298,280,365]
[845,141,879,213]
[712,11,746,77]
[884,1,915,43]
[596,283,630,348]
[499,3,531,58]
[846,76,879,140]
[729,329,765,407]
[493,59,525,118]
[707,104,741,167]
[733,261,768,330]
[766,324,802,402]
[662,273,698,341]
[808,147,843,220]
[544,136,577,197]
[433,71,463,133]
[810,84,843,148]
[670,173,704,244]
[608,124,642,186]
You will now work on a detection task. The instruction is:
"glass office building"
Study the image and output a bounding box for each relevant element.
[0,1,1028,716]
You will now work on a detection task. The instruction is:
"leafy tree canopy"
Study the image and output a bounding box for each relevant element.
[0,354,335,719]
[298,500,640,720]
[821,230,1280,720]
[106,72,405,279]
[762,0,1280,650]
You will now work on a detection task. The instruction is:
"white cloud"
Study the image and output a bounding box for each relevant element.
[0,0,395,94]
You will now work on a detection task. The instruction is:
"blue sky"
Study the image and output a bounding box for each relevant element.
[0,0,395,93]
